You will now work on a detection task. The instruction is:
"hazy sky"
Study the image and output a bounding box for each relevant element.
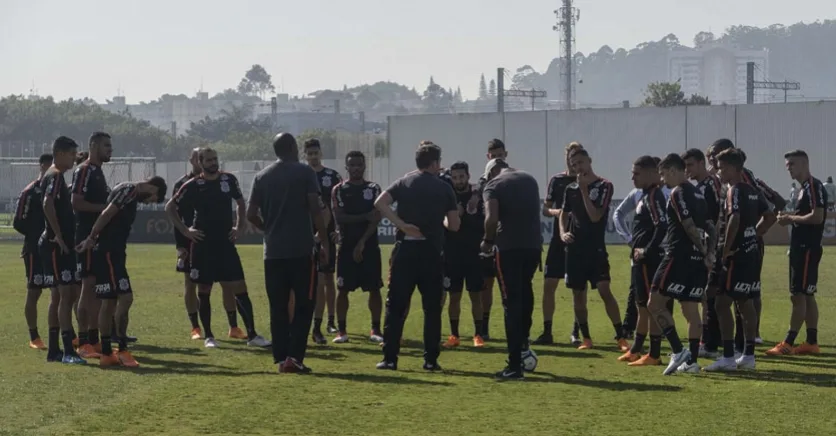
[1,0,833,103]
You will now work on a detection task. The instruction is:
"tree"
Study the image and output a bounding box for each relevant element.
[422,77,453,112]
[512,65,541,90]
[488,79,496,97]
[693,31,715,47]
[686,94,711,105]
[237,64,275,99]
[641,81,710,107]
[478,74,488,99]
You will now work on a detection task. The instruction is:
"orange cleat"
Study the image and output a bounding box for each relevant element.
[29,338,47,350]
[473,335,485,348]
[72,338,79,348]
[228,327,247,340]
[617,338,630,352]
[92,342,103,354]
[190,328,202,340]
[617,351,641,362]
[442,335,460,349]
[792,342,821,355]
[117,351,139,367]
[577,338,593,350]
[627,355,662,366]
[99,352,120,368]
[765,341,793,356]
[77,344,102,359]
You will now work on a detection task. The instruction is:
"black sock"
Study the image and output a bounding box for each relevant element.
[572,321,580,337]
[723,340,735,358]
[688,339,700,364]
[61,330,76,356]
[371,321,381,333]
[613,323,624,339]
[734,327,744,353]
[784,330,798,346]
[630,333,646,354]
[649,335,662,359]
[313,318,323,334]
[198,293,214,338]
[188,312,200,329]
[226,310,238,328]
[579,323,591,339]
[70,326,76,341]
[806,328,818,345]
[101,336,112,355]
[450,319,460,337]
[744,340,755,356]
[235,293,257,339]
[661,326,683,353]
[118,336,128,352]
[78,331,89,346]
[474,319,482,336]
[327,315,335,327]
[89,329,99,345]
[29,328,39,341]
[338,319,347,333]
[111,317,118,337]
[544,320,553,335]
[482,313,490,335]
[48,327,60,353]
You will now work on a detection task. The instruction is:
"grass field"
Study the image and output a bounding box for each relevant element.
[1,243,835,435]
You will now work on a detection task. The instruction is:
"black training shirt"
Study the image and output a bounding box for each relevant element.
[664,182,708,259]
[40,168,74,246]
[98,182,139,251]
[631,185,667,260]
[483,170,542,251]
[172,172,197,248]
[332,180,382,248]
[545,172,575,243]
[445,186,484,255]
[725,182,770,253]
[71,161,110,240]
[386,171,457,252]
[13,179,46,254]
[790,177,827,249]
[562,178,614,249]
[316,167,342,233]
[173,172,243,242]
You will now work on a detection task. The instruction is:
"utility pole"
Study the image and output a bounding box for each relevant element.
[746,61,800,104]
[497,67,505,143]
[554,0,579,110]
[503,89,548,111]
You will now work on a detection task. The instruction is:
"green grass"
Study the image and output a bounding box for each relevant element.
[1,243,835,435]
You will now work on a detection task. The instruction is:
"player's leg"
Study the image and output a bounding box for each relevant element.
[286,255,318,373]
[534,243,563,345]
[56,250,84,363]
[264,258,292,372]
[648,257,688,375]
[792,246,822,355]
[627,261,665,366]
[75,251,92,354]
[324,240,338,333]
[676,300,703,373]
[766,247,811,355]
[753,240,765,343]
[494,249,525,379]
[189,242,217,348]
[592,250,626,349]
[701,265,721,359]
[479,254,496,340]
[705,290,737,371]
[333,247,354,343]
[621,264,647,363]
[223,285,244,339]
[465,263,485,347]
[311,243,328,344]
[416,244,444,371]
[114,291,136,366]
[565,248,592,348]
[622,282,637,339]
[442,264,464,349]
[364,246,384,342]
[378,242,416,370]
[735,298,758,369]
[97,295,120,367]
[24,252,46,349]
[178,246,201,339]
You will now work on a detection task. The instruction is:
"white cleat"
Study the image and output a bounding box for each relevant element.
[698,344,719,359]
[703,357,738,372]
[754,337,764,345]
[369,332,384,343]
[332,334,349,344]
[247,335,271,348]
[735,354,756,370]
[734,351,743,361]
[570,334,581,346]
[204,338,218,348]
[676,362,701,374]
[663,350,691,376]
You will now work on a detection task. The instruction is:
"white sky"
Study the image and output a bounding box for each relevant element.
[1,0,833,102]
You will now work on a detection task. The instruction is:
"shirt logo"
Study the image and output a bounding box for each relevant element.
[119,278,130,291]
[190,268,200,280]
[589,188,599,202]
[443,276,451,289]
[322,176,332,188]
[221,174,229,181]
[61,270,73,283]
[197,179,206,185]
[363,188,374,200]
[220,181,230,193]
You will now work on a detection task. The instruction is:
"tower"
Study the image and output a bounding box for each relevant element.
[553,0,579,110]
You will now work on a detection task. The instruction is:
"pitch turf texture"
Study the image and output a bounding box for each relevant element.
[1,244,835,435]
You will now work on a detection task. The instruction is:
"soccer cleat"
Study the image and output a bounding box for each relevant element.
[676,362,700,374]
[531,333,554,345]
[228,327,247,340]
[332,333,350,344]
[442,335,460,349]
[326,324,339,334]
[570,334,582,347]
[376,360,397,370]
[422,361,443,372]
[92,342,103,354]
[62,354,87,365]
[698,344,719,359]
[99,352,120,368]
[495,367,524,381]
[369,331,384,343]
[283,358,312,374]
[627,355,662,366]
[117,351,139,368]
[190,328,202,340]
[765,342,793,356]
[481,333,491,341]
[46,350,64,363]
[735,354,756,370]
[616,338,630,352]
[625,331,635,340]
[617,351,641,362]
[792,342,821,355]
[72,338,79,348]
[754,337,764,345]
[379,338,405,348]
[577,338,593,350]
[204,338,218,348]
[473,335,485,348]
[247,335,271,347]
[663,350,691,375]
[29,338,47,350]
[703,357,737,372]
[312,331,327,345]
[77,344,102,359]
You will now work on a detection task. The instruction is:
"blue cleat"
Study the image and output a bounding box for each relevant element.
[61,354,87,365]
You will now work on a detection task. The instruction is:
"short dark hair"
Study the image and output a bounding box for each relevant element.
[304,138,321,150]
[415,143,442,170]
[146,176,168,204]
[272,132,297,157]
[651,156,661,167]
[75,151,89,165]
[488,138,505,151]
[658,153,686,171]
[568,148,589,160]
[345,150,365,163]
[682,148,705,162]
[707,138,735,157]
[39,153,53,165]
[716,148,745,171]
[633,155,657,170]
[449,161,469,174]
[198,147,216,162]
[89,131,111,147]
[419,140,435,146]
[566,141,583,153]
[784,149,809,160]
[53,136,78,154]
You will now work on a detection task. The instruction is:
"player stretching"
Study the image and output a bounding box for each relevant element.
[440,161,486,349]
[172,148,205,339]
[167,148,270,349]
[76,178,167,367]
[560,148,626,351]
[705,149,775,371]
[303,139,341,343]
[14,154,54,349]
[767,149,826,356]
[618,156,668,366]
[651,153,716,375]
[533,142,581,345]
[331,151,385,344]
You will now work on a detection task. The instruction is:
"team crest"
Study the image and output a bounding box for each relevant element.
[61,270,72,283]
[322,176,332,188]
[443,277,451,289]
[119,278,130,291]
[589,188,599,201]
[197,178,206,185]
[336,277,344,287]
[177,258,185,269]
[363,188,374,200]
[190,268,200,280]
[33,274,43,285]
[221,174,229,181]
[220,181,230,193]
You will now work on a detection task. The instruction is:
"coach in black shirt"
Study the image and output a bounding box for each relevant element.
[481,158,542,380]
[373,143,459,371]
[246,133,329,374]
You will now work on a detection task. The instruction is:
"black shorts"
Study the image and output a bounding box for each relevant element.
[23,251,47,289]
[707,255,723,289]
[188,240,246,285]
[317,240,337,274]
[652,254,707,302]
[175,244,191,273]
[565,246,610,290]
[719,249,761,300]
[444,252,484,293]
[789,245,823,295]
[336,244,383,292]
[94,249,133,299]
[76,246,97,279]
[543,240,566,280]
[39,241,79,287]
[631,258,660,307]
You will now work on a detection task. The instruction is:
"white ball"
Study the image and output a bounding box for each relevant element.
[522,349,538,372]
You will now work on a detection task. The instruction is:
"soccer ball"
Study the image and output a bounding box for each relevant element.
[522,349,538,372]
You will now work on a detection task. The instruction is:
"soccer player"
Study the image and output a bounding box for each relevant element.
[533,141,582,345]
[172,148,203,339]
[704,149,775,371]
[331,151,384,344]
[303,139,341,343]
[71,132,112,359]
[14,154,54,350]
[374,142,459,371]
[76,177,168,367]
[482,158,542,380]
[247,133,329,374]
[682,148,723,358]
[560,148,626,351]
[767,149,826,356]
[166,148,270,349]
[650,153,716,375]
[39,136,85,364]
[440,161,485,349]
[617,156,668,366]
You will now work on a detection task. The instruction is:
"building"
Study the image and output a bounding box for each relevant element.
[668,44,770,104]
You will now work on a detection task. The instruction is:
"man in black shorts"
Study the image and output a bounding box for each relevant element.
[14,153,53,350]
[172,148,204,340]
[330,151,384,344]
[440,161,485,349]
[533,141,582,345]
[768,149,826,356]
[304,139,341,342]
[39,137,85,364]
[374,143,459,371]
[618,156,668,367]
[705,149,774,371]
[167,148,270,349]
[560,148,626,351]
[482,158,542,380]
[682,148,723,358]
[76,177,167,367]
[650,153,717,375]
[247,133,329,374]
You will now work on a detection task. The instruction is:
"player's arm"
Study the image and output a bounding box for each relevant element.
[71,167,106,213]
[787,181,826,225]
[755,192,777,235]
[755,178,787,212]
[229,175,247,232]
[580,181,612,223]
[559,185,572,239]
[12,187,32,236]
[374,177,413,232]
[86,186,137,242]
[357,186,383,246]
[542,176,559,217]
[42,174,65,244]
[442,183,460,232]
[165,180,200,239]
[305,171,328,239]
[613,190,637,242]
[332,187,373,224]
[246,175,265,231]
[723,187,740,259]
[672,187,708,254]
[644,189,668,258]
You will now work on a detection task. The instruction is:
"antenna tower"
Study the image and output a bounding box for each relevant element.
[553,0,579,110]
